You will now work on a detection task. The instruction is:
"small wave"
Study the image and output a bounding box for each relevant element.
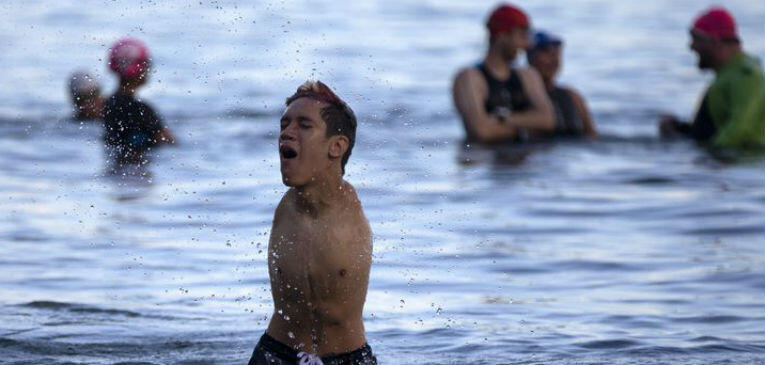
[689,335,725,342]
[698,271,765,288]
[620,343,765,356]
[578,339,642,349]
[619,345,690,356]
[683,225,765,236]
[692,343,765,353]
[224,108,280,119]
[623,176,677,185]
[20,301,140,318]
[0,337,21,347]
[670,315,748,324]
[552,259,645,272]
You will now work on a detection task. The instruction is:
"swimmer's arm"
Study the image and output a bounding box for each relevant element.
[267,194,292,278]
[508,68,555,132]
[144,103,176,145]
[270,193,291,234]
[569,88,597,138]
[658,114,692,138]
[334,213,372,305]
[453,69,518,142]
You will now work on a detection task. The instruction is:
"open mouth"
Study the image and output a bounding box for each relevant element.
[280,145,298,159]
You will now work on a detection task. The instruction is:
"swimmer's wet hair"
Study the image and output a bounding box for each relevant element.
[68,71,100,100]
[286,80,357,175]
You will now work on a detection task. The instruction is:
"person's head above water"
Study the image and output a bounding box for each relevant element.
[689,7,741,70]
[279,80,357,187]
[108,38,152,89]
[68,71,103,120]
[527,31,563,87]
[486,3,531,61]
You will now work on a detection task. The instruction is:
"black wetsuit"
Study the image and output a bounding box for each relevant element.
[548,86,585,136]
[248,333,377,365]
[672,91,716,142]
[103,92,164,162]
[472,63,532,142]
[477,63,532,116]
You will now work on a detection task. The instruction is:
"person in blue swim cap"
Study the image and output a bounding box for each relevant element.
[527,31,597,138]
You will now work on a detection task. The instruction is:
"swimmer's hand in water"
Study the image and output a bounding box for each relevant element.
[659,114,683,138]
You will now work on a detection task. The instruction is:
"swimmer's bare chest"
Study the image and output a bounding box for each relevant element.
[268,211,350,307]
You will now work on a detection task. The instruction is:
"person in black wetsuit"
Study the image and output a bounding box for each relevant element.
[527,31,597,138]
[103,38,174,166]
[453,3,554,143]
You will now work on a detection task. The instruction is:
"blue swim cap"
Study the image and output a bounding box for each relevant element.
[529,30,563,51]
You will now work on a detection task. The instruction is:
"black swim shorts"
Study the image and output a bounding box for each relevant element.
[248,333,377,365]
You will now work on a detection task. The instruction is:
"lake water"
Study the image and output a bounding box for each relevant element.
[1,1,764,364]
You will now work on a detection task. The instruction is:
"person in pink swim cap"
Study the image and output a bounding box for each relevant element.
[103,38,174,166]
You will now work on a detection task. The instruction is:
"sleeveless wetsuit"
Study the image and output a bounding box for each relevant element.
[548,86,585,136]
[477,63,532,116]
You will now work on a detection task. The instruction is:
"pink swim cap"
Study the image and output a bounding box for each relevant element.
[108,38,151,79]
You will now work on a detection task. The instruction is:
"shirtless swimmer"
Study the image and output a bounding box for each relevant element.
[248,81,377,365]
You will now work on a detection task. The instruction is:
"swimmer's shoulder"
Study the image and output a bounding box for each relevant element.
[339,180,372,241]
[453,66,489,101]
[339,180,363,208]
[563,86,586,105]
[454,66,485,86]
[273,189,297,222]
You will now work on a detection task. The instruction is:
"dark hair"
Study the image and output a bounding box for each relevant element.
[285,80,357,175]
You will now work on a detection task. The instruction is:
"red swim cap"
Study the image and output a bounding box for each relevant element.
[692,7,738,40]
[108,38,151,79]
[487,4,529,37]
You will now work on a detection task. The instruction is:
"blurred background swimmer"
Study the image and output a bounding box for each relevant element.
[659,7,765,150]
[67,70,103,121]
[527,31,597,139]
[103,38,175,168]
[452,3,554,144]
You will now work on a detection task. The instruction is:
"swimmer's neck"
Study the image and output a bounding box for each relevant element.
[292,173,348,217]
[117,84,139,96]
[543,78,555,91]
[483,46,513,79]
[712,47,743,72]
[116,77,146,97]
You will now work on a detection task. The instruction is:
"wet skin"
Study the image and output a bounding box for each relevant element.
[452,27,555,143]
[266,97,372,356]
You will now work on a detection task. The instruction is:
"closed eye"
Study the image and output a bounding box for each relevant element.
[298,117,313,128]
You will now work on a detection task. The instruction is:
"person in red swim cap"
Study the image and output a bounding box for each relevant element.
[103,38,175,167]
[659,7,765,149]
[452,3,554,144]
